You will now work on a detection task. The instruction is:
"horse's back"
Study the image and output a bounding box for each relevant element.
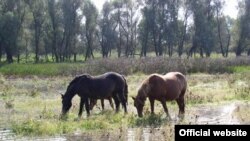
[165,72,186,89]
[164,72,187,97]
[98,72,126,92]
[146,72,187,100]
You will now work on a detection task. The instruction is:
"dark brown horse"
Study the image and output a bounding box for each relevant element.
[89,75,128,110]
[132,72,187,118]
[61,72,128,118]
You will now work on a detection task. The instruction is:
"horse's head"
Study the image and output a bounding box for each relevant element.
[132,96,144,117]
[60,92,72,118]
[60,76,84,118]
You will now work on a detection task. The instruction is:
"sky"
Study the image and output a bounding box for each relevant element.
[91,0,239,19]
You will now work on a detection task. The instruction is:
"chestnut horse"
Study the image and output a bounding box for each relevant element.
[132,72,187,118]
[61,72,128,118]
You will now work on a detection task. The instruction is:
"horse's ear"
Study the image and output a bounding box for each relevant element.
[132,96,135,101]
[60,93,64,99]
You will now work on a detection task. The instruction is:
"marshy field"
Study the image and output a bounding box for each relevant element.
[0,57,250,141]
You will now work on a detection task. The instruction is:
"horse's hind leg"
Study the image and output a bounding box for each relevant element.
[160,100,171,119]
[176,96,185,119]
[112,95,120,113]
[117,91,127,113]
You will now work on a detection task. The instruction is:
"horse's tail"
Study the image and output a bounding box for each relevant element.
[122,75,128,104]
[175,73,187,97]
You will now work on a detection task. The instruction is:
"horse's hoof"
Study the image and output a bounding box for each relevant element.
[178,114,185,121]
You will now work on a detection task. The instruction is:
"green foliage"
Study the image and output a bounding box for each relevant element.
[227,66,250,73]
[12,119,58,136]
[0,63,86,76]
[128,114,166,127]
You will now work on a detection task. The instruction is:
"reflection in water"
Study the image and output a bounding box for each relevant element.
[142,128,150,141]
[127,128,135,141]
[0,129,15,141]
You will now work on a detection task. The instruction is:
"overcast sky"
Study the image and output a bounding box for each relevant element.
[91,0,239,19]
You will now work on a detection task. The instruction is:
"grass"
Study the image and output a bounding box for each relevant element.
[0,57,250,139]
[227,66,250,73]
[0,72,249,137]
[0,63,86,76]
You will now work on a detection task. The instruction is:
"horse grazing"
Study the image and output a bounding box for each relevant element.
[89,75,128,111]
[61,72,128,118]
[132,72,187,119]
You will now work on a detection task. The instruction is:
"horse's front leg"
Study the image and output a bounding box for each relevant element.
[161,100,171,119]
[84,98,90,117]
[78,97,85,118]
[149,98,155,115]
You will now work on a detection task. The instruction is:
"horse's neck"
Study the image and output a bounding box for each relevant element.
[137,91,147,102]
[64,91,76,101]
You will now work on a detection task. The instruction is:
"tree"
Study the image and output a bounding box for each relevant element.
[47,0,62,62]
[0,0,25,63]
[0,12,18,63]
[139,7,150,57]
[113,0,125,57]
[61,0,83,61]
[188,0,217,57]
[98,1,117,58]
[26,0,46,63]
[236,0,250,56]
[83,0,98,61]
[177,0,191,57]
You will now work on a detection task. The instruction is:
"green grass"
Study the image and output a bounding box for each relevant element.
[227,66,250,73]
[0,72,250,137]
[0,63,86,76]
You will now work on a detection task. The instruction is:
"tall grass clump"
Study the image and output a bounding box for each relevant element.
[82,57,250,75]
[12,119,58,136]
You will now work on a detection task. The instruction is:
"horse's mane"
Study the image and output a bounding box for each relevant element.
[69,76,82,86]
[68,74,91,87]
[137,79,151,101]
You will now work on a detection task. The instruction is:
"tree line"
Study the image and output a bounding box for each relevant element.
[0,0,250,63]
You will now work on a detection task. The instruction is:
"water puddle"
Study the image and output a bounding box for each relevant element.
[194,102,239,124]
[0,129,15,141]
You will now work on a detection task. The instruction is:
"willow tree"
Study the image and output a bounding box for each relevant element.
[83,0,98,61]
